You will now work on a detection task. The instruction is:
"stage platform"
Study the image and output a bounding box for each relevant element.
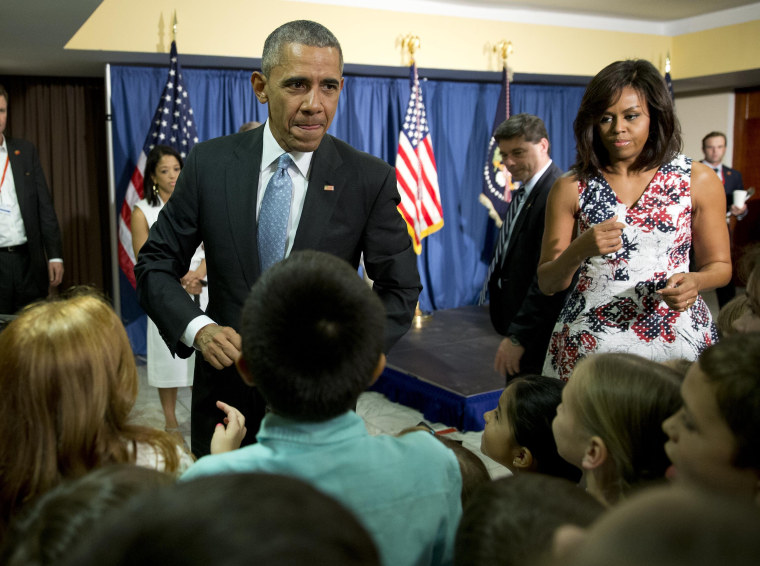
[370,305,505,432]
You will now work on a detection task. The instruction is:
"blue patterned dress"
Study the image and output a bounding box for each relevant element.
[543,155,717,380]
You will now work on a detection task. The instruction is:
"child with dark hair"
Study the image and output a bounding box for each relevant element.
[481,375,581,482]
[454,474,604,566]
[62,473,381,566]
[0,465,173,566]
[182,251,462,566]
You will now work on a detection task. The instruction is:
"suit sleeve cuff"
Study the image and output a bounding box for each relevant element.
[182,315,216,349]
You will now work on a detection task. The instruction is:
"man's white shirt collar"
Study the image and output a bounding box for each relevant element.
[260,119,313,178]
[523,159,553,194]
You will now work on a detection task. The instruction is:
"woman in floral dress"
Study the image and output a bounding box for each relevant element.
[538,60,731,380]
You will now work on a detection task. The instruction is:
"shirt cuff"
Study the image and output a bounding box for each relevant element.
[48,258,63,263]
[182,315,216,348]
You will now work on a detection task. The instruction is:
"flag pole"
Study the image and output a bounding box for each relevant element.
[399,34,432,325]
[105,63,120,316]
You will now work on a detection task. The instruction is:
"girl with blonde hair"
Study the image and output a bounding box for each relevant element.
[552,353,681,506]
[0,291,192,535]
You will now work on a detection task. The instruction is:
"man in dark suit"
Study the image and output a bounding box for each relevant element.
[135,20,421,457]
[702,131,746,307]
[0,84,63,315]
[486,114,565,379]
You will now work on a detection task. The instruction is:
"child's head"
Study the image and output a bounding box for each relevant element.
[454,474,605,566]
[552,353,682,505]
[717,295,750,338]
[239,250,385,421]
[482,375,581,482]
[0,291,137,524]
[663,333,760,500]
[554,485,760,566]
[734,245,760,333]
[64,473,381,566]
[0,290,182,532]
[0,465,174,566]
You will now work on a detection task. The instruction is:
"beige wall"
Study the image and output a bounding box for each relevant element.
[67,0,759,80]
[676,92,736,166]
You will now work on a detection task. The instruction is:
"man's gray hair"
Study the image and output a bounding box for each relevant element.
[261,20,343,77]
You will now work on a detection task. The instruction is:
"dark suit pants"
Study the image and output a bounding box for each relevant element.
[190,360,267,459]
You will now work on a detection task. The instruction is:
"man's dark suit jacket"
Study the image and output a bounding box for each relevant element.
[135,126,421,456]
[5,138,62,301]
[488,161,566,376]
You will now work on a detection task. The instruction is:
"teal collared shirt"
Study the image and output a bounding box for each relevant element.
[182,411,462,566]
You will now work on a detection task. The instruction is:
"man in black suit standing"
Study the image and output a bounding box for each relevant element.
[486,114,565,379]
[0,85,63,315]
[702,131,746,307]
[135,20,420,457]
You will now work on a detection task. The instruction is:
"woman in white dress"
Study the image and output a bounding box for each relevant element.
[131,145,208,433]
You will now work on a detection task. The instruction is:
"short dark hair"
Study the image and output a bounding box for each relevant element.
[0,465,173,566]
[573,59,681,181]
[506,375,581,482]
[699,332,760,470]
[143,145,183,206]
[454,474,604,566]
[261,20,343,77]
[63,473,381,566]
[493,113,549,149]
[241,250,385,421]
[0,84,8,103]
[701,131,727,148]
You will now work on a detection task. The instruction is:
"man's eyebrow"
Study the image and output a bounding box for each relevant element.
[321,78,341,86]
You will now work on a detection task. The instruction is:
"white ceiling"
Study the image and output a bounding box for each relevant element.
[0,0,758,78]
[431,0,758,21]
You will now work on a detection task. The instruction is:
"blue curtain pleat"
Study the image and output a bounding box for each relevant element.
[110,64,584,319]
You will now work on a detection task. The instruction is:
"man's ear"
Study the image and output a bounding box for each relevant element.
[251,71,268,103]
[368,353,386,387]
[581,436,608,471]
[511,446,535,471]
[235,356,256,387]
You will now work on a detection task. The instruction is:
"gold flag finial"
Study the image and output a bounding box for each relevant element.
[493,40,513,67]
[401,34,421,64]
[172,11,178,43]
[665,52,671,74]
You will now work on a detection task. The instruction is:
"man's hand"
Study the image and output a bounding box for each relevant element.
[210,400,247,454]
[194,324,242,370]
[730,204,748,217]
[48,261,64,287]
[494,337,525,378]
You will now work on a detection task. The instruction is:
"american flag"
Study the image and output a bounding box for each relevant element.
[117,40,199,287]
[395,63,443,255]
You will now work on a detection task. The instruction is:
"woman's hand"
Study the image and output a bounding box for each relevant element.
[659,272,701,312]
[574,216,625,258]
[181,269,204,295]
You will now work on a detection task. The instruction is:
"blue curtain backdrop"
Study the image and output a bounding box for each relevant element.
[110,65,585,330]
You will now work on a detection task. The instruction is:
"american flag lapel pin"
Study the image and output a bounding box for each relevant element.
[324,184,334,191]
[14,150,20,155]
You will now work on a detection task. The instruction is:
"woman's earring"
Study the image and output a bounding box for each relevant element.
[153,183,159,197]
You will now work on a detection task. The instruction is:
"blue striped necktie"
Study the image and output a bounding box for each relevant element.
[258,154,293,272]
[479,187,526,304]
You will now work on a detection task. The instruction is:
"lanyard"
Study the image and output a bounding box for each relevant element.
[0,153,8,194]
